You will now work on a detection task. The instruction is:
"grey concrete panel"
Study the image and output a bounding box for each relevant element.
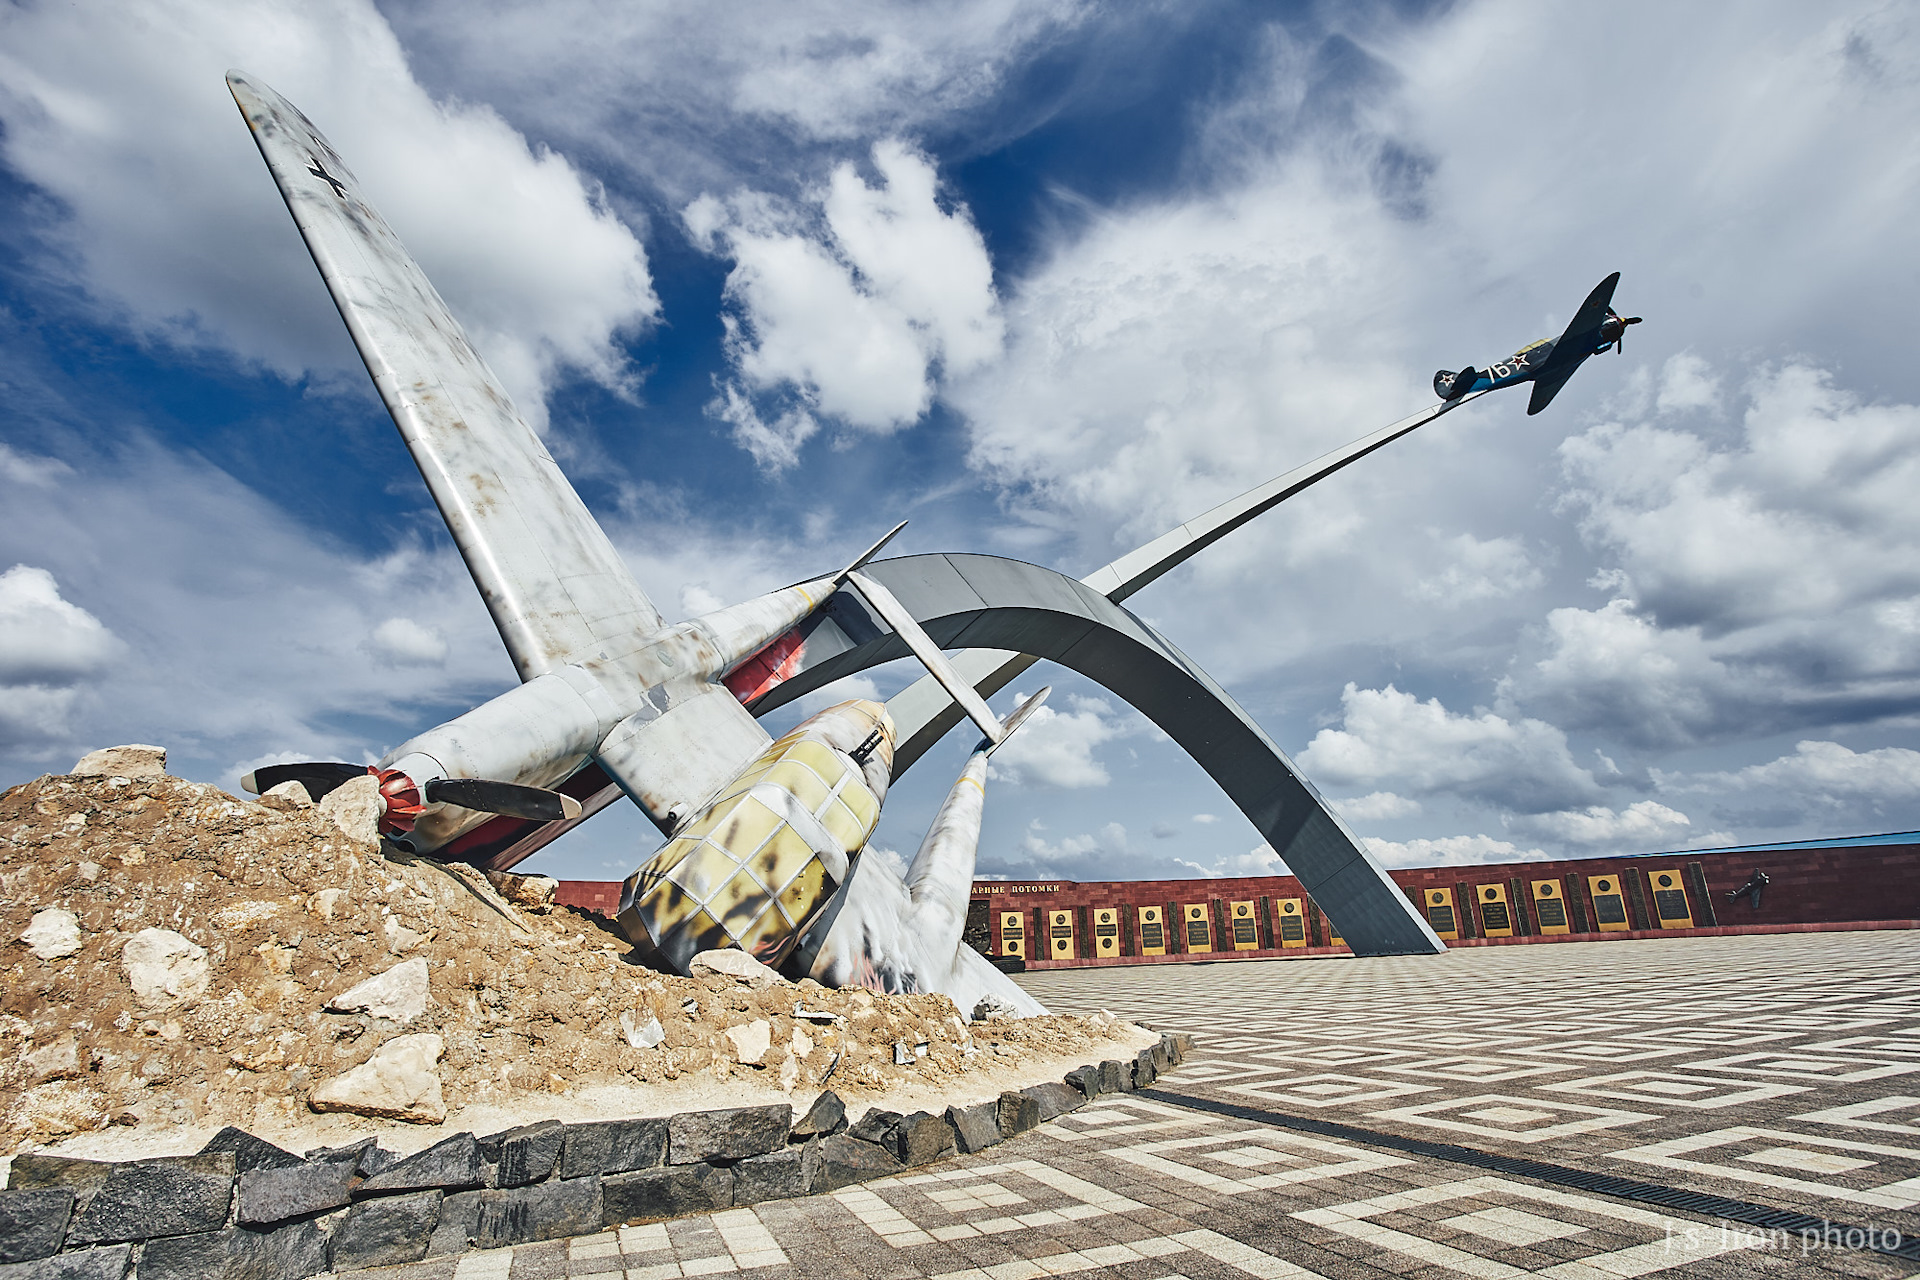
[752,554,1442,956]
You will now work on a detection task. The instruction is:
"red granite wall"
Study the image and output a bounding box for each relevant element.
[552,839,1920,967]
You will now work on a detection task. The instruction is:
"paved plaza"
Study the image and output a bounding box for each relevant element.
[367,932,1920,1279]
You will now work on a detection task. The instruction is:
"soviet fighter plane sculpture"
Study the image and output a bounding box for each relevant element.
[1433,272,1643,415]
[220,67,1620,1011]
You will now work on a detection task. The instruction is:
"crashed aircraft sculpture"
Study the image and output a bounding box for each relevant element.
[223,72,1625,1011]
[226,71,1062,1016]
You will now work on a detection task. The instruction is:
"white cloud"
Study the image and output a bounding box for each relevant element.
[986,692,1127,789]
[1501,599,1740,749]
[1191,812,1218,824]
[0,444,71,489]
[689,140,1001,463]
[0,559,114,748]
[0,432,511,774]
[1411,534,1544,605]
[1362,833,1546,869]
[1661,741,1920,833]
[1696,740,1920,799]
[0,688,86,752]
[367,617,449,668]
[1299,683,1601,813]
[0,565,122,687]
[1174,841,1289,878]
[1333,791,1421,823]
[0,0,657,427]
[1510,362,1920,746]
[1656,353,1721,416]
[1511,800,1700,850]
[379,1,1089,203]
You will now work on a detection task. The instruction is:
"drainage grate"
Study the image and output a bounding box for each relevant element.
[1139,1088,1920,1263]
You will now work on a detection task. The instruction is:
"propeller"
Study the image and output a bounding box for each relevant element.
[422,778,582,823]
[241,762,580,830]
[1606,310,1643,354]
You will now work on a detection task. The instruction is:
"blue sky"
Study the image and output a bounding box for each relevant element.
[5,1,1920,884]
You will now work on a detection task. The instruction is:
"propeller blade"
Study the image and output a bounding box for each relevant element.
[423,777,583,823]
[242,761,367,799]
[833,520,909,587]
[984,687,1051,756]
[848,569,1004,743]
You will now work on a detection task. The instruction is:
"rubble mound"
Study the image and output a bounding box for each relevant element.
[0,771,1145,1155]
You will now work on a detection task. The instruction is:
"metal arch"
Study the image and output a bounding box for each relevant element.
[748,552,1444,957]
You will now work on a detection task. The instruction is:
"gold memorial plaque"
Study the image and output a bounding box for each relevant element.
[1424,887,1460,941]
[1476,883,1514,938]
[1649,870,1694,929]
[1588,875,1631,932]
[999,910,1026,958]
[1137,905,1167,956]
[1093,907,1120,957]
[1531,879,1570,934]
[1229,899,1260,950]
[1048,908,1076,959]
[1183,903,1213,953]
[1273,897,1306,948]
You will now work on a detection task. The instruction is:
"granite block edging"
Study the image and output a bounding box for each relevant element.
[0,1033,1191,1280]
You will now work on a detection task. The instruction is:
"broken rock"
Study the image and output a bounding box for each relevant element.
[21,909,81,961]
[330,1190,442,1271]
[0,1188,75,1263]
[316,774,383,844]
[260,779,312,808]
[308,1033,446,1123]
[724,1019,771,1066]
[70,745,166,778]
[945,1101,1000,1154]
[65,1154,236,1245]
[327,958,431,1025]
[121,928,209,1010]
[358,1131,488,1195]
[619,1011,664,1049]
[789,1090,846,1140]
[236,1160,356,1225]
[971,993,1019,1021]
[668,1103,791,1164]
[484,870,556,913]
[688,948,784,988]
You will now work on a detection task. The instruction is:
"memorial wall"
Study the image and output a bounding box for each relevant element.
[556,832,1920,969]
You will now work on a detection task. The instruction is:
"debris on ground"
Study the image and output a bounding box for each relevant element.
[0,763,1148,1156]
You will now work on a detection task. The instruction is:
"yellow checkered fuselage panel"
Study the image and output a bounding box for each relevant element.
[619,701,888,971]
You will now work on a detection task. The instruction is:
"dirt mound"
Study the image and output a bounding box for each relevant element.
[0,771,1144,1156]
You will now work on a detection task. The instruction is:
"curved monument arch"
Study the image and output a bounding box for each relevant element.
[746,552,1443,956]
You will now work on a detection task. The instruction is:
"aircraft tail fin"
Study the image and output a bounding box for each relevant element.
[1434,367,1478,400]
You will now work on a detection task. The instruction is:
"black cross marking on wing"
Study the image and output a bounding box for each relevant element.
[306,157,347,199]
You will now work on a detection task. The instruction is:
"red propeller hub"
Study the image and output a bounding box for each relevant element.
[373,767,426,833]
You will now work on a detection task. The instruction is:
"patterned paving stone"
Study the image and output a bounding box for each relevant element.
[345,932,1920,1279]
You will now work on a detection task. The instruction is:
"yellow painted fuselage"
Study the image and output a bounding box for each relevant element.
[616,700,893,971]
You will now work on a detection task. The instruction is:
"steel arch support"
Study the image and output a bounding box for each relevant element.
[748,553,1443,957]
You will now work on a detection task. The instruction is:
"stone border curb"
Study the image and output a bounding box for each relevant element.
[0,1035,1191,1279]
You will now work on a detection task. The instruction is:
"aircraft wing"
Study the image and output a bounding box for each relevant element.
[228,72,664,681]
[1548,271,1620,361]
[1525,361,1583,415]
